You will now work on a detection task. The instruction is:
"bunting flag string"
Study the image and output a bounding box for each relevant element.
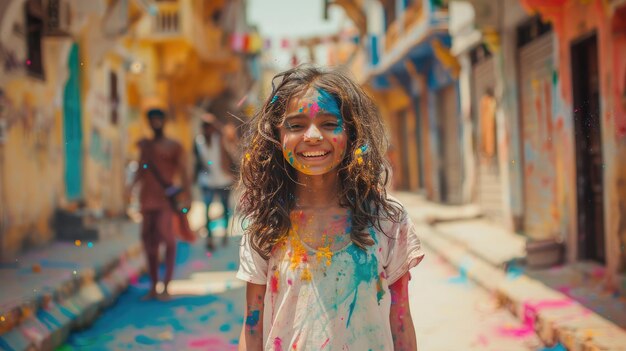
[229,31,361,53]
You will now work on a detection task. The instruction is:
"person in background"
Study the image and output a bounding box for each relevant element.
[193,113,236,251]
[129,108,190,300]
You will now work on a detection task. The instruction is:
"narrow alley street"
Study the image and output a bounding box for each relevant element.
[57,202,544,351]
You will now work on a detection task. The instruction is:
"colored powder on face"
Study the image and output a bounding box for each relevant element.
[273,337,283,351]
[245,310,260,327]
[316,88,341,119]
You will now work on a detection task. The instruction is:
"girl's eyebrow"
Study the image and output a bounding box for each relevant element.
[284,114,307,121]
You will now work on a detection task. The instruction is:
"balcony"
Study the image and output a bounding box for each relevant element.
[134,0,192,42]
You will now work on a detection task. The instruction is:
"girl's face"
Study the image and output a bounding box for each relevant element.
[279,88,348,176]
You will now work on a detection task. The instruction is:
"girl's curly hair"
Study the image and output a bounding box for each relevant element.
[237,65,403,260]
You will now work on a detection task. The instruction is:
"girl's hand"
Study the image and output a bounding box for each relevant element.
[239,282,266,351]
[389,272,418,351]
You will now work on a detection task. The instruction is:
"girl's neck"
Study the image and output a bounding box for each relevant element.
[293,171,341,209]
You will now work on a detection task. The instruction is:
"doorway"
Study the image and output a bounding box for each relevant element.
[571,33,605,263]
[63,43,83,200]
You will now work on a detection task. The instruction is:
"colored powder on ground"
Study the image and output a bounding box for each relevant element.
[227,261,238,270]
[219,323,231,332]
[135,334,160,345]
[538,342,567,351]
[188,336,228,348]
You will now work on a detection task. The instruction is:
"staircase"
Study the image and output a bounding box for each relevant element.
[54,209,99,242]
[477,161,503,221]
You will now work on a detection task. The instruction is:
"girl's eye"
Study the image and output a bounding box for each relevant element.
[323,123,339,128]
[286,124,302,130]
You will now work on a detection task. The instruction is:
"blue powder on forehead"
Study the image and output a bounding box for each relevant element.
[316,88,343,134]
[316,88,341,118]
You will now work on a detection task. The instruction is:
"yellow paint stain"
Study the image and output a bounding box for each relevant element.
[289,234,308,271]
[357,157,363,165]
[301,267,312,281]
[317,246,333,266]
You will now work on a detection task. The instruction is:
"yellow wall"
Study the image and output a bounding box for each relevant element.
[0,39,70,256]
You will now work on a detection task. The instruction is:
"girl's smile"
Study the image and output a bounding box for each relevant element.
[280,88,347,176]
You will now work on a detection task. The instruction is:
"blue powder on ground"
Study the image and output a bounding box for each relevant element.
[135,335,159,345]
[538,343,567,351]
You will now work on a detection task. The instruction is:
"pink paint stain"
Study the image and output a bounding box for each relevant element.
[190,260,205,270]
[270,274,279,293]
[476,334,489,346]
[187,336,234,349]
[498,299,573,338]
[128,271,140,285]
[274,337,283,351]
[321,337,330,349]
[287,279,293,286]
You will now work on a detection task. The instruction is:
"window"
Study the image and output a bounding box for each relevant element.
[109,72,119,125]
[25,0,45,79]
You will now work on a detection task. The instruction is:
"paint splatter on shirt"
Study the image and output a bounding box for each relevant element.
[237,205,424,351]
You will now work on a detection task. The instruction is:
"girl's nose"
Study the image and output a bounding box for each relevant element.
[303,124,322,141]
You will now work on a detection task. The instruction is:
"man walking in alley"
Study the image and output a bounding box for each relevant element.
[193,113,237,251]
[129,108,191,300]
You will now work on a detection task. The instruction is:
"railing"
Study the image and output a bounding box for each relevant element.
[153,5,180,35]
[383,1,425,53]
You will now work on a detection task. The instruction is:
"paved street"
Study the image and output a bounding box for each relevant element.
[56,202,545,351]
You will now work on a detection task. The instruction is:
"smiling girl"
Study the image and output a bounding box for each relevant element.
[236,65,424,351]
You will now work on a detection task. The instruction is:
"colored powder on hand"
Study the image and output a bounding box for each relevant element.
[246,310,260,327]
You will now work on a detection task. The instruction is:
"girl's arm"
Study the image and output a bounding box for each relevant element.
[239,282,266,351]
[389,272,417,351]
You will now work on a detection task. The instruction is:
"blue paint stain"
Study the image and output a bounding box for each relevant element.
[135,335,159,345]
[246,310,260,327]
[346,289,358,327]
[219,323,232,332]
[142,164,148,169]
[207,161,213,165]
[87,242,93,248]
[270,95,278,104]
[448,260,471,285]
[539,343,567,351]
[227,261,237,270]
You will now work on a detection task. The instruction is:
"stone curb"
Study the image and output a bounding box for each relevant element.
[413,220,626,351]
[0,242,145,351]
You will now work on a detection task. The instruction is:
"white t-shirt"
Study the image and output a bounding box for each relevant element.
[195,134,233,188]
[236,205,424,351]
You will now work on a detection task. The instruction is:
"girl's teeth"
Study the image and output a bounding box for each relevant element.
[303,151,327,157]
